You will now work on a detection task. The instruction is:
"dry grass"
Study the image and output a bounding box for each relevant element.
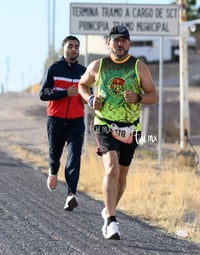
[3,138,200,243]
[78,142,200,243]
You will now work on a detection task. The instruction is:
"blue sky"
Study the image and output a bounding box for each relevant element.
[1,0,200,92]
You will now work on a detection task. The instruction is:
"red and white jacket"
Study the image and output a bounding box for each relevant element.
[40,57,86,119]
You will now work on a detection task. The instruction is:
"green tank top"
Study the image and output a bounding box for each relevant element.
[94,55,142,131]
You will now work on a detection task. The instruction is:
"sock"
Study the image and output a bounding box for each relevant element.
[108,216,117,226]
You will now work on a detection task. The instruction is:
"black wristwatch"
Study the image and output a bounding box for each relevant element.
[137,94,142,103]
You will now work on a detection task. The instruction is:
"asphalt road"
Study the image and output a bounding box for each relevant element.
[1,150,200,255]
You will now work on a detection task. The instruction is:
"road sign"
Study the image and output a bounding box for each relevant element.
[70,3,179,36]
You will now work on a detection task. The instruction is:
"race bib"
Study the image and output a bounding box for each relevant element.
[111,123,134,144]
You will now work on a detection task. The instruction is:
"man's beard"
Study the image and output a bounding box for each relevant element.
[69,56,77,62]
[68,53,78,62]
[112,48,128,59]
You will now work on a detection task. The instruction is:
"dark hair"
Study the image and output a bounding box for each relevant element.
[62,35,80,47]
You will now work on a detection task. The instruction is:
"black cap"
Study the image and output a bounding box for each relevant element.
[108,25,130,40]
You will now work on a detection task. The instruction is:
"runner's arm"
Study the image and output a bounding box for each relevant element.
[78,60,99,102]
[138,60,158,105]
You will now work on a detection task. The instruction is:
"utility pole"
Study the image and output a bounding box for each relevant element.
[178,0,190,150]
[5,57,10,92]
[47,0,56,65]
[52,0,55,63]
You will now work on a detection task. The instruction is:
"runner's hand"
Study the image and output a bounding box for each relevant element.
[124,90,137,103]
[67,85,78,96]
[93,96,102,110]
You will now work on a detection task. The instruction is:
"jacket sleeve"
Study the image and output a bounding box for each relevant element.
[39,66,67,101]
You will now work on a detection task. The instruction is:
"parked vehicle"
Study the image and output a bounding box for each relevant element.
[129,35,196,62]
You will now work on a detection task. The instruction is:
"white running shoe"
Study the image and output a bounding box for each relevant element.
[64,194,78,211]
[47,174,57,192]
[101,208,108,237]
[105,222,121,240]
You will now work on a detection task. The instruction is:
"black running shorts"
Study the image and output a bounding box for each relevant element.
[94,125,140,166]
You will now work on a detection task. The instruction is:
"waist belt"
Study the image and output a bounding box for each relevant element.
[95,114,139,127]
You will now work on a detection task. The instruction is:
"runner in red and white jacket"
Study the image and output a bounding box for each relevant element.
[40,35,86,211]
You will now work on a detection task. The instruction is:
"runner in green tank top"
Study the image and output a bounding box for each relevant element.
[79,25,157,240]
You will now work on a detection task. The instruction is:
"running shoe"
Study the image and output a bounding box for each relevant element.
[101,208,108,237]
[64,194,78,211]
[47,174,57,192]
[104,221,121,240]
